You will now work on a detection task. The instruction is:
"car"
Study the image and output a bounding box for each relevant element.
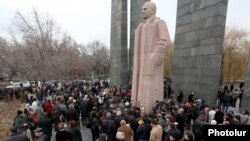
[19,80,31,88]
[45,80,57,86]
[6,82,21,90]
[73,79,86,85]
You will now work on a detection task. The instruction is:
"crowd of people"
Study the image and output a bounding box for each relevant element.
[4,80,250,141]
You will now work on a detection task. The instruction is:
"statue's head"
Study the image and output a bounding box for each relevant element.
[142,1,156,19]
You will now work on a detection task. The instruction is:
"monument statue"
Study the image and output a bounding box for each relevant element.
[131,1,171,112]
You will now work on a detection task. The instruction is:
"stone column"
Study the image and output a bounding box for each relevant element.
[241,50,250,109]
[172,0,228,105]
[110,0,128,87]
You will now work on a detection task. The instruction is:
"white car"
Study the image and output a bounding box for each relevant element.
[20,80,31,88]
[6,82,21,90]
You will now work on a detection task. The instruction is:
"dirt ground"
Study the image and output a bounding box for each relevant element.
[0,100,23,141]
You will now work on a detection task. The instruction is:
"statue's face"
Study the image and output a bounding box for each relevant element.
[142,3,153,19]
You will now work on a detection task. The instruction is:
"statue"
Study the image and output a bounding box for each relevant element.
[131,1,171,112]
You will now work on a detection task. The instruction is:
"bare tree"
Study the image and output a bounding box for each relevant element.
[1,9,110,81]
[86,40,110,79]
[221,25,250,81]
[164,42,174,77]
[0,37,20,80]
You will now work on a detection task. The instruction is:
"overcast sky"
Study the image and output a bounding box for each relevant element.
[0,0,249,47]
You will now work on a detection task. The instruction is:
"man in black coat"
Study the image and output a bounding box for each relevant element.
[55,123,72,141]
[66,104,79,124]
[175,108,186,137]
[5,128,30,141]
[102,112,116,141]
[214,106,224,125]
[177,90,184,104]
[34,128,49,141]
[136,118,151,141]
[38,113,53,140]
[80,97,89,125]
[13,110,27,133]
[193,114,207,141]
[66,120,82,141]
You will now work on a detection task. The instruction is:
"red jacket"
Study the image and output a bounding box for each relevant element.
[44,102,52,114]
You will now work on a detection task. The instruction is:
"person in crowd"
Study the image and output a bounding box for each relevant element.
[36,103,45,119]
[96,134,108,141]
[8,79,250,141]
[32,98,38,112]
[44,99,53,114]
[90,111,101,141]
[217,87,224,106]
[65,104,79,124]
[241,110,249,124]
[37,113,53,141]
[222,90,232,113]
[116,120,134,141]
[5,128,30,141]
[136,118,151,141]
[208,106,216,124]
[214,106,224,125]
[188,91,195,103]
[150,119,163,141]
[175,107,186,138]
[193,114,207,141]
[223,112,233,125]
[182,132,193,141]
[80,96,89,125]
[66,120,82,141]
[102,112,116,141]
[13,110,27,133]
[177,90,183,104]
[34,128,49,141]
[55,122,72,141]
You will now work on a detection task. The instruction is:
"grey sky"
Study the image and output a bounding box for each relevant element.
[0,0,249,47]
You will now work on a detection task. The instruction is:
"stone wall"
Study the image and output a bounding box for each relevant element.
[172,0,228,105]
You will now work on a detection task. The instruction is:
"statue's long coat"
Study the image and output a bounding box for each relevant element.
[132,17,171,112]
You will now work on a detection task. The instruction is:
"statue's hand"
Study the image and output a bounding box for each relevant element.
[150,53,162,67]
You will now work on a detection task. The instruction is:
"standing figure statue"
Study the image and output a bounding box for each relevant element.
[132,1,171,112]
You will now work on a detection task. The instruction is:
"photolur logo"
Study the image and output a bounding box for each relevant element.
[208,129,247,137]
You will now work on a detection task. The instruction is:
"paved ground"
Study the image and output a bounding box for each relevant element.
[80,125,93,141]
